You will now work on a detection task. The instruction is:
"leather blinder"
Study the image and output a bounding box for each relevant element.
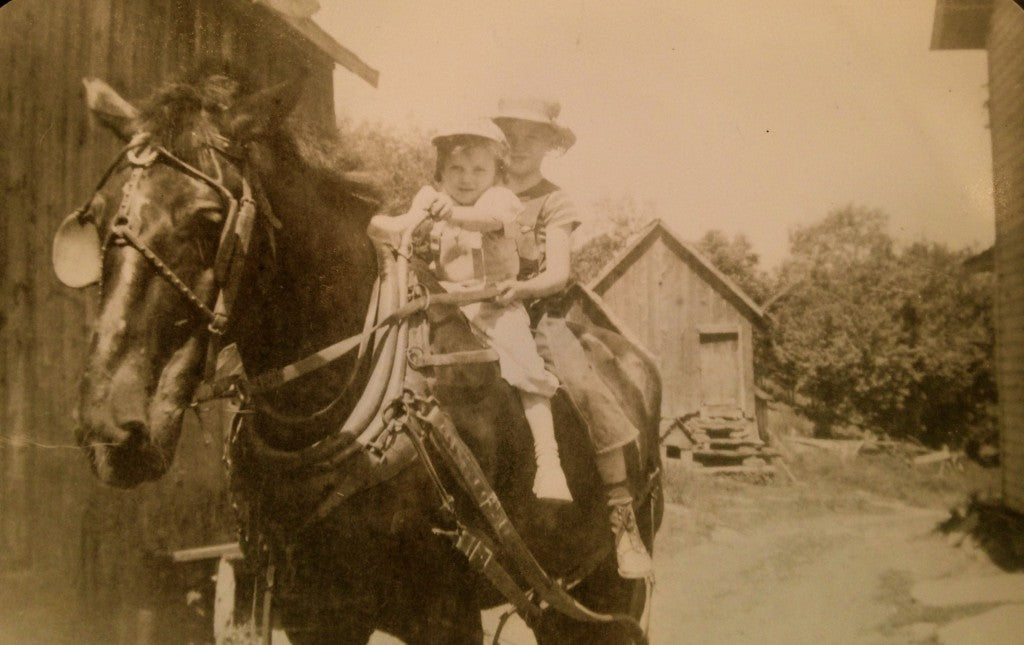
[52,209,103,288]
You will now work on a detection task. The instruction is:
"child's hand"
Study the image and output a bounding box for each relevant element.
[409,186,452,220]
[427,192,454,221]
[495,280,531,305]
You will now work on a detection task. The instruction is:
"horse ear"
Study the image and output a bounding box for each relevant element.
[83,78,139,141]
[229,75,306,142]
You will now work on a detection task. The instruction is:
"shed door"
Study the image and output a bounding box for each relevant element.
[698,329,741,413]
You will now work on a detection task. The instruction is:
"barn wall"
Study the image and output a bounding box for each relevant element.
[987,0,1024,514]
[595,230,757,420]
[0,0,344,635]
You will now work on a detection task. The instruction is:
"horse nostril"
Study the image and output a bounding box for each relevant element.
[118,420,148,444]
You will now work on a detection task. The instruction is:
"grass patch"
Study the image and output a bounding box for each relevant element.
[786,449,1000,511]
[659,435,1001,541]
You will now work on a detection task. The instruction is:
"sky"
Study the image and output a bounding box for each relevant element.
[314,0,993,267]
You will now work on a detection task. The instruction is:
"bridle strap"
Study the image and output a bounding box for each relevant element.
[114,224,221,325]
[100,133,259,335]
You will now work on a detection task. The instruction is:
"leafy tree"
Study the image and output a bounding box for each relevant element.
[573,233,625,284]
[572,193,655,283]
[766,206,994,445]
[695,230,771,304]
[335,118,435,213]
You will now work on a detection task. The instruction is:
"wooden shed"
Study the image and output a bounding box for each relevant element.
[932,0,1024,515]
[589,220,766,430]
[0,0,375,638]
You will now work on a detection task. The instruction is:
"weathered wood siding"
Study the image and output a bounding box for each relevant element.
[988,0,1024,514]
[592,228,757,421]
[0,0,342,634]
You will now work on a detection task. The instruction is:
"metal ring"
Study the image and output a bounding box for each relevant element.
[126,145,159,167]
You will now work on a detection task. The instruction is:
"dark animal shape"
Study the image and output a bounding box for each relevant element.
[59,65,662,643]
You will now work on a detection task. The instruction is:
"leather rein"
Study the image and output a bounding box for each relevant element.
[73,136,653,639]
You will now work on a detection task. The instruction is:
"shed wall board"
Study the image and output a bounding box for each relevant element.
[988,0,1024,514]
[594,229,757,420]
[0,0,343,575]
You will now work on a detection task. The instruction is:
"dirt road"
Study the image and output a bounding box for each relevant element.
[2,459,1004,644]
[466,471,1004,645]
[648,497,986,644]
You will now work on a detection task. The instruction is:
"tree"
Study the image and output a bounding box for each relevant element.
[766,206,994,445]
[334,118,435,213]
[695,230,771,304]
[572,193,655,283]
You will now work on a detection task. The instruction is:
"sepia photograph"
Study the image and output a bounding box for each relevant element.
[1,0,1022,643]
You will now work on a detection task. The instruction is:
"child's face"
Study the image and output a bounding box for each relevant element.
[439,146,498,206]
[500,121,552,178]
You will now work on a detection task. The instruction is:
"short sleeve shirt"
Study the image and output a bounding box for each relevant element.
[515,179,582,280]
[435,186,522,285]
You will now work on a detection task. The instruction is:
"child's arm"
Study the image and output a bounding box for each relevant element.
[443,186,521,234]
[497,225,571,301]
[495,189,579,304]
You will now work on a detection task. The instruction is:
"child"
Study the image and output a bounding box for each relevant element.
[491,97,653,579]
[411,119,573,503]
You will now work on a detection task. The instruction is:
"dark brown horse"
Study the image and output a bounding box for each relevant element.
[57,65,662,644]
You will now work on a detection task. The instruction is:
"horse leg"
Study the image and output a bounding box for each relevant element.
[378,563,483,645]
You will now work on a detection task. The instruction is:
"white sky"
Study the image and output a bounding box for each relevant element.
[315,0,993,266]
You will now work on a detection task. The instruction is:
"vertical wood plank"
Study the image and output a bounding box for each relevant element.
[0,0,35,570]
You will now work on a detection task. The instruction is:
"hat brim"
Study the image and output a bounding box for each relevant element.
[492,114,576,151]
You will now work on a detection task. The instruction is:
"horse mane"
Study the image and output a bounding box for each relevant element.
[133,58,382,210]
[267,121,383,210]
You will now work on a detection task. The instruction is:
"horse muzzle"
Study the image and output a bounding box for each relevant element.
[77,420,171,488]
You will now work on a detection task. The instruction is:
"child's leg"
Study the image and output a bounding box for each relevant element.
[519,390,572,502]
[595,447,653,579]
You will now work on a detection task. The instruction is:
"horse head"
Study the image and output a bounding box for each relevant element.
[57,70,302,487]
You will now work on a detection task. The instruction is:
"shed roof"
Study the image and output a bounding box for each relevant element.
[930,0,993,50]
[252,0,379,86]
[964,245,994,273]
[588,219,766,326]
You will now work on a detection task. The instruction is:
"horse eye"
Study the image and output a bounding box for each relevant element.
[199,209,224,224]
[190,201,224,225]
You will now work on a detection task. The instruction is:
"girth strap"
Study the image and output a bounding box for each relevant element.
[407,401,648,643]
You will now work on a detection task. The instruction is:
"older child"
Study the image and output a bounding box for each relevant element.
[492,98,653,579]
[412,119,573,503]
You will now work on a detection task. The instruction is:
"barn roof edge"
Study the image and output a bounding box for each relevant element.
[253,0,379,87]
[587,219,767,326]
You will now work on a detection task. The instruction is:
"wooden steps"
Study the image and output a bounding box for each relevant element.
[662,411,781,475]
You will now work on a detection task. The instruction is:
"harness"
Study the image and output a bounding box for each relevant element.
[56,134,653,643]
[56,132,269,338]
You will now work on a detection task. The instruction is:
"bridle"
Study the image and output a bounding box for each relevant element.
[67,131,266,337]
[59,131,497,421]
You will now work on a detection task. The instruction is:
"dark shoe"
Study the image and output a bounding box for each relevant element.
[609,502,653,579]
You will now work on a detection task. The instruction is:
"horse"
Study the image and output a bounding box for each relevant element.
[56,64,663,644]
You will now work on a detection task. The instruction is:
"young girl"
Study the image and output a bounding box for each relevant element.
[411,119,573,503]
[491,97,653,579]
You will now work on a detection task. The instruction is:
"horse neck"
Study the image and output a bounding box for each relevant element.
[234,143,378,433]
[262,164,377,340]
